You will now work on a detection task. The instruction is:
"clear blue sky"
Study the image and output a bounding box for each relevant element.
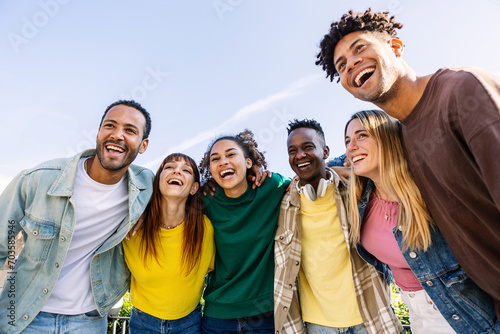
[1,0,499,191]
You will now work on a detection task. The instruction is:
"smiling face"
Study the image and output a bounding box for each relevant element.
[91,104,148,184]
[95,104,148,171]
[345,118,380,182]
[287,128,329,188]
[209,139,252,198]
[333,31,404,105]
[159,158,199,200]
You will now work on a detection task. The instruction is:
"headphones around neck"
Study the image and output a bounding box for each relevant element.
[296,169,334,202]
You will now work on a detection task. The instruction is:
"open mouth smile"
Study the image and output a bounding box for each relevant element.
[352,155,367,163]
[354,67,375,88]
[219,168,235,179]
[105,143,126,155]
[167,178,183,186]
[297,161,311,169]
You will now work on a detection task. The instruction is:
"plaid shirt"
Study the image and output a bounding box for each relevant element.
[274,168,402,334]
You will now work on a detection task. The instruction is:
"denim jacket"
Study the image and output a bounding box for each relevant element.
[0,150,154,334]
[357,180,499,334]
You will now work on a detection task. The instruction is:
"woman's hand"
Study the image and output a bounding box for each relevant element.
[125,216,144,240]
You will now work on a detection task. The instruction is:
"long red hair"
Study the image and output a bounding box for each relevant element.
[139,153,205,275]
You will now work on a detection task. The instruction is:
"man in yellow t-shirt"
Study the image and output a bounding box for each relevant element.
[274,119,401,334]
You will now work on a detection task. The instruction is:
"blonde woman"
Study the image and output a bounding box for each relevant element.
[343,110,497,334]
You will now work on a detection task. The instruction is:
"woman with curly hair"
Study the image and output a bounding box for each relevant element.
[199,129,290,334]
[344,110,497,334]
[123,153,215,334]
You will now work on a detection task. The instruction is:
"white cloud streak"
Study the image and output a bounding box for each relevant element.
[142,73,321,169]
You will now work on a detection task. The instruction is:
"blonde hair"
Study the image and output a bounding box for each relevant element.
[346,110,432,251]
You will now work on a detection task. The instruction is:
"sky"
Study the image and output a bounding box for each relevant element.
[1,0,500,192]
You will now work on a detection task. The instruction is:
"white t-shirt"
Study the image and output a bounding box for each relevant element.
[42,157,129,314]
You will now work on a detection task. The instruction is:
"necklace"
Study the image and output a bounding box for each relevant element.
[162,220,183,230]
[374,190,390,221]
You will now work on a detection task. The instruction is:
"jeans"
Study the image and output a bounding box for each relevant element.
[401,289,456,334]
[22,310,107,333]
[305,322,368,334]
[129,303,202,334]
[202,311,274,334]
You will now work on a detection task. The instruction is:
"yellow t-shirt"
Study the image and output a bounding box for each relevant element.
[298,184,363,327]
[123,215,215,320]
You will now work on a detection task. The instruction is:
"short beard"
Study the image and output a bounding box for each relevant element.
[96,145,140,172]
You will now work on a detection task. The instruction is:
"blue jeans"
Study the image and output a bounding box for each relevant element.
[129,303,202,334]
[22,310,107,333]
[305,322,368,334]
[202,311,274,334]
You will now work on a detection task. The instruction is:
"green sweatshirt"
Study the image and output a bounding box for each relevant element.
[203,173,290,319]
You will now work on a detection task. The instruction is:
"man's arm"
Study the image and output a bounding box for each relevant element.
[467,116,500,210]
[327,153,350,183]
[459,71,500,209]
[327,153,346,167]
[0,172,27,266]
[201,165,272,196]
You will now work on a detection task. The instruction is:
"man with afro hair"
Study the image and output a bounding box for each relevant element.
[317,7,500,331]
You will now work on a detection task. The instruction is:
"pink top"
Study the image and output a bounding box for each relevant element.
[360,192,422,292]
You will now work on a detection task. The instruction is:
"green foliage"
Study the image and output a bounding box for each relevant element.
[107,292,132,334]
[118,292,133,317]
[391,284,412,333]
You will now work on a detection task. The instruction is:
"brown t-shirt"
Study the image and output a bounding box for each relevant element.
[401,67,500,315]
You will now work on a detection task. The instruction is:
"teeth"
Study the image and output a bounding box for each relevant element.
[106,145,124,152]
[220,169,234,177]
[352,155,366,163]
[168,179,182,185]
[355,68,374,87]
[298,162,310,168]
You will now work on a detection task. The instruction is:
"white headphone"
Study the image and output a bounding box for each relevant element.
[296,169,334,202]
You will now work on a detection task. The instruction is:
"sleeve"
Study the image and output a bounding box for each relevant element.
[459,71,500,210]
[204,216,216,273]
[271,172,291,193]
[0,171,28,265]
[328,153,346,167]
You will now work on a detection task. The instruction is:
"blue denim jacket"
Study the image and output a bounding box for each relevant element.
[0,150,154,333]
[356,180,499,334]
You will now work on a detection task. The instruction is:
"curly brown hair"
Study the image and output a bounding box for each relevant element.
[316,8,403,82]
[199,129,267,183]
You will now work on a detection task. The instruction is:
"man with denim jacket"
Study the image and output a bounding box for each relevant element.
[0,100,154,333]
[274,119,401,334]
